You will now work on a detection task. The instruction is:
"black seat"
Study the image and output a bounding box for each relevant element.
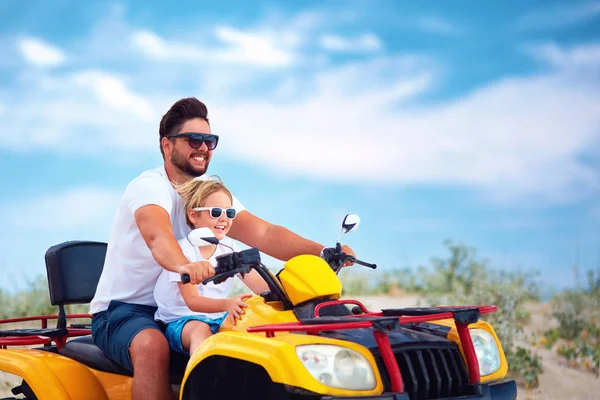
[44,241,189,383]
[60,335,189,383]
[59,335,130,375]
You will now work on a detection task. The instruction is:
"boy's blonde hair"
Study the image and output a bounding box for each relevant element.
[174,176,233,229]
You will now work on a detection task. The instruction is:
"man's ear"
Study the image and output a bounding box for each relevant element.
[161,137,172,155]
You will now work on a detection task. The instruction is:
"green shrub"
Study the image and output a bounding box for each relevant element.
[415,240,543,388]
[0,274,89,321]
[543,269,600,375]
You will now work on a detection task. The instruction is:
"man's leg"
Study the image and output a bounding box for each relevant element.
[92,302,173,400]
[129,328,172,400]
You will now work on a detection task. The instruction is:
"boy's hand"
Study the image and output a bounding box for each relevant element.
[225,294,252,324]
[179,261,215,284]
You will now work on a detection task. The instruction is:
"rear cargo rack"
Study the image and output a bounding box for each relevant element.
[0,314,91,350]
[247,302,497,394]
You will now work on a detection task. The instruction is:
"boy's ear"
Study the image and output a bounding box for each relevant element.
[187,208,197,225]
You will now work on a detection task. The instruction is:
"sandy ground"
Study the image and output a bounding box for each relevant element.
[1,296,599,399]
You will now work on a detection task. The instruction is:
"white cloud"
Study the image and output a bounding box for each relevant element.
[320,33,382,52]
[213,25,297,67]
[515,1,600,31]
[3,187,121,230]
[130,25,298,68]
[525,42,600,69]
[207,45,599,204]
[17,37,66,67]
[74,70,154,121]
[2,15,599,206]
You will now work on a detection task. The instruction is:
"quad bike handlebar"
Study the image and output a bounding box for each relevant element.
[321,243,377,273]
[180,248,259,285]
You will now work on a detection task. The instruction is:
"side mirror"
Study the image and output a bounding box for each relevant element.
[336,213,360,244]
[341,214,360,234]
[187,228,219,246]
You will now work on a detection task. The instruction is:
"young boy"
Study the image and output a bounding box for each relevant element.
[153,177,268,356]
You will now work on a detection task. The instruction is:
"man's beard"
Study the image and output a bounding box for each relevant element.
[170,148,209,177]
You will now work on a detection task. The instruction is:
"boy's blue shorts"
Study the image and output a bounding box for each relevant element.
[165,314,228,355]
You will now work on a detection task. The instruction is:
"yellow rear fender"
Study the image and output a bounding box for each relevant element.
[0,349,110,400]
[184,331,384,397]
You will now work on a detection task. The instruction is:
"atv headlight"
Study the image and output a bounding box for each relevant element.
[470,328,501,376]
[295,344,376,390]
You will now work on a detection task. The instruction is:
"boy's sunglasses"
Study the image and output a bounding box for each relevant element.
[193,207,236,219]
[168,133,219,150]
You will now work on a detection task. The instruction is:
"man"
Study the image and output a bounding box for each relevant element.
[89,97,355,400]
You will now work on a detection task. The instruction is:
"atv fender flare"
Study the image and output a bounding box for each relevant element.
[0,349,109,400]
[185,331,384,397]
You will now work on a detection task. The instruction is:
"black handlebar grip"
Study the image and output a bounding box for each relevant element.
[354,259,377,269]
[181,273,190,284]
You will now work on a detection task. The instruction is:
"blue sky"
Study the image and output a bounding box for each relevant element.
[0,0,599,297]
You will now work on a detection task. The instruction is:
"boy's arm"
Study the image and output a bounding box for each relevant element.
[177,281,228,313]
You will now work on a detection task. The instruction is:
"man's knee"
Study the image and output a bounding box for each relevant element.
[130,329,170,364]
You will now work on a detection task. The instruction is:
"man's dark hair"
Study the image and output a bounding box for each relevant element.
[159,97,209,157]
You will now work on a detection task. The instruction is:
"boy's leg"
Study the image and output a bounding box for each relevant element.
[180,320,213,355]
[92,301,171,400]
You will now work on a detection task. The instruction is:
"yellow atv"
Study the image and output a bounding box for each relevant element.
[0,214,517,399]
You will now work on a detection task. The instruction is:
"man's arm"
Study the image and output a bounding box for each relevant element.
[135,204,190,273]
[227,210,324,261]
[135,204,214,283]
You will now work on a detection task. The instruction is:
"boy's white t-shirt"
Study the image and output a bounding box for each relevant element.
[89,166,245,315]
[154,237,238,323]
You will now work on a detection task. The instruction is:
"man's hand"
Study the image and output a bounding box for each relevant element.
[225,294,252,325]
[179,261,215,285]
[341,245,356,267]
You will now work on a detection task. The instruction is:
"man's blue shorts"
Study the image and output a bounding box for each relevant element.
[91,300,164,373]
[164,314,227,355]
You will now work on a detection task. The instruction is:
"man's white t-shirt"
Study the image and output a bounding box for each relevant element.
[89,166,245,315]
[154,237,238,323]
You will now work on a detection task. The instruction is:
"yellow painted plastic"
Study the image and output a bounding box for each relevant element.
[218,295,298,333]
[89,370,133,400]
[0,349,111,400]
[185,331,384,397]
[278,254,342,306]
[432,318,509,383]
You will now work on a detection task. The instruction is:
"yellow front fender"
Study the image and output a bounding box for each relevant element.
[0,349,110,400]
[186,331,384,397]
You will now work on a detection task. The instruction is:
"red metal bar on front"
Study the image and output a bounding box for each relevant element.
[373,330,403,393]
[248,320,374,334]
[314,299,369,317]
[455,322,480,384]
[245,305,498,394]
[355,305,498,319]
[248,309,490,335]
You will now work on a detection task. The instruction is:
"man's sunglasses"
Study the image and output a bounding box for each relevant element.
[168,133,219,150]
[193,207,237,219]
